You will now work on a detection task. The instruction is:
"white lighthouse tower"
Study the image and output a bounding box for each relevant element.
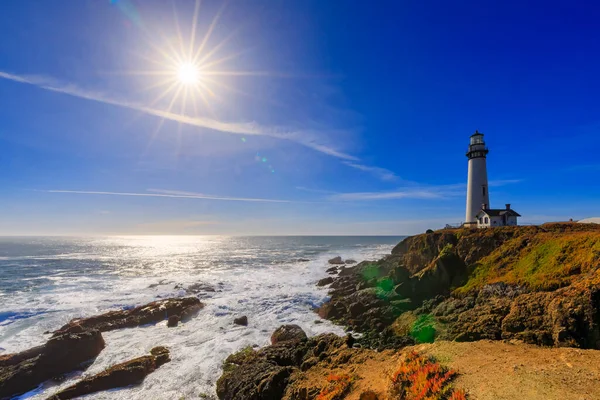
[465,131,490,225]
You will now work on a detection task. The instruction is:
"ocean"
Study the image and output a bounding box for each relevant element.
[0,235,403,399]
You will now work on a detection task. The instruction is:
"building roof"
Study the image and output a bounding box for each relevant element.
[471,130,484,137]
[477,208,522,217]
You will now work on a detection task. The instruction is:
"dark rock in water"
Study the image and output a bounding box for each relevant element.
[53,297,203,335]
[167,315,180,327]
[234,316,248,326]
[46,347,170,400]
[328,256,344,265]
[326,266,338,274]
[0,330,105,399]
[316,277,334,287]
[345,259,357,265]
[271,325,307,345]
[174,282,216,294]
[297,258,311,262]
[148,279,174,289]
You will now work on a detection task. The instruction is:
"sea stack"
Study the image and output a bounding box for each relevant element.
[465,130,489,226]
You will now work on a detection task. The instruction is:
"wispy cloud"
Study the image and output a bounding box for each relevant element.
[41,189,293,203]
[0,71,357,161]
[328,179,522,201]
[328,186,462,201]
[343,162,399,181]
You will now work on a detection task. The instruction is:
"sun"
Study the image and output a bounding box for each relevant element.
[177,62,199,84]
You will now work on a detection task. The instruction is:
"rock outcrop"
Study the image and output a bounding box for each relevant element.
[317,224,600,350]
[216,326,351,400]
[53,297,204,335]
[234,316,248,326]
[47,347,170,399]
[0,330,105,399]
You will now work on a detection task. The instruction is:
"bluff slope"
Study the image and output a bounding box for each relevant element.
[216,223,600,399]
[320,223,600,349]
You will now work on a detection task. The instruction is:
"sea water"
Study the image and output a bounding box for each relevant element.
[0,235,403,399]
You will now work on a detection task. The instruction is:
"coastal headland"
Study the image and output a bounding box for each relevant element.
[217,223,600,399]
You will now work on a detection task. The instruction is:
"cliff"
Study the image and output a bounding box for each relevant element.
[216,223,600,399]
[319,223,600,349]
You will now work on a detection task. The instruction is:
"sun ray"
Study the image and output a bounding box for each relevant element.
[200,70,276,77]
[190,88,199,116]
[140,76,178,93]
[171,0,187,60]
[148,80,181,108]
[192,1,228,64]
[188,0,202,60]
[198,47,253,71]
[140,27,183,66]
[193,85,217,118]
[196,79,216,98]
[196,28,243,66]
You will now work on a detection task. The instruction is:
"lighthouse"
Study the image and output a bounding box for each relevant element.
[465,131,489,225]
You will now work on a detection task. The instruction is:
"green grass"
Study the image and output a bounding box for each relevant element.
[455,232,600,294]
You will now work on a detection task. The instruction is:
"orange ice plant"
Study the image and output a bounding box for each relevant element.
[390,351,467,400]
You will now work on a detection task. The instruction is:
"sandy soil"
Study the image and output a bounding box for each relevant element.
[411,340,600,400]
[285,340,600,399]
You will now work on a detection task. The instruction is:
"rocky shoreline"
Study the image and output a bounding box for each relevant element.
[0,297,203,399]
[216,223,600,399]
[3,223,600,399]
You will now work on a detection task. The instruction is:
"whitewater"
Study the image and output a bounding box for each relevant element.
[0,235,402,399]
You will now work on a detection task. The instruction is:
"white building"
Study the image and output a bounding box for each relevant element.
[476,204,521,228]
[464,131,521,228]
[465,131,490,226]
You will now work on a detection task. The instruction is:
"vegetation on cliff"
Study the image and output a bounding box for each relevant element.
[318,223,600,349]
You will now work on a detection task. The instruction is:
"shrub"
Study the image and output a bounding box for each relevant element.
[426,229,435,234]
[317,373,353,400]
[439,243,455,258]
[390,351,466,400]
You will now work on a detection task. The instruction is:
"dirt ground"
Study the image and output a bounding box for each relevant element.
[412,340,600,400]
[285,340,600,399]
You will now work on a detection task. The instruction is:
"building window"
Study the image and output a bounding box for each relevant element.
[484,217,489,224]
[482,186,486,196]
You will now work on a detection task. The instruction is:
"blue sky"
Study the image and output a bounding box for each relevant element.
[1,0,599,235]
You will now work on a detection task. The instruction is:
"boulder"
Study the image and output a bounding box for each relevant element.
[217,331,347,400]
[345,259,357,265]
[270,325,307,345]
[47,347,170,399]
[317,277,334,287]
[326,267,338,274]
[54,297,203,335]
[167,315,180,327]
[216,360,293,400]
[328,256,344,265]
[0,330,105,399]
[234,316,248,326]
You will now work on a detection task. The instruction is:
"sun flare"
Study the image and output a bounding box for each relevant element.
[177,62,200,84]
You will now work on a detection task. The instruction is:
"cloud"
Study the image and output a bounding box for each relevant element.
[42,189,293,203]
[0,71,357,161]
[328,187,460,201]
[342,162,399,181]
[328,179,522,201]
